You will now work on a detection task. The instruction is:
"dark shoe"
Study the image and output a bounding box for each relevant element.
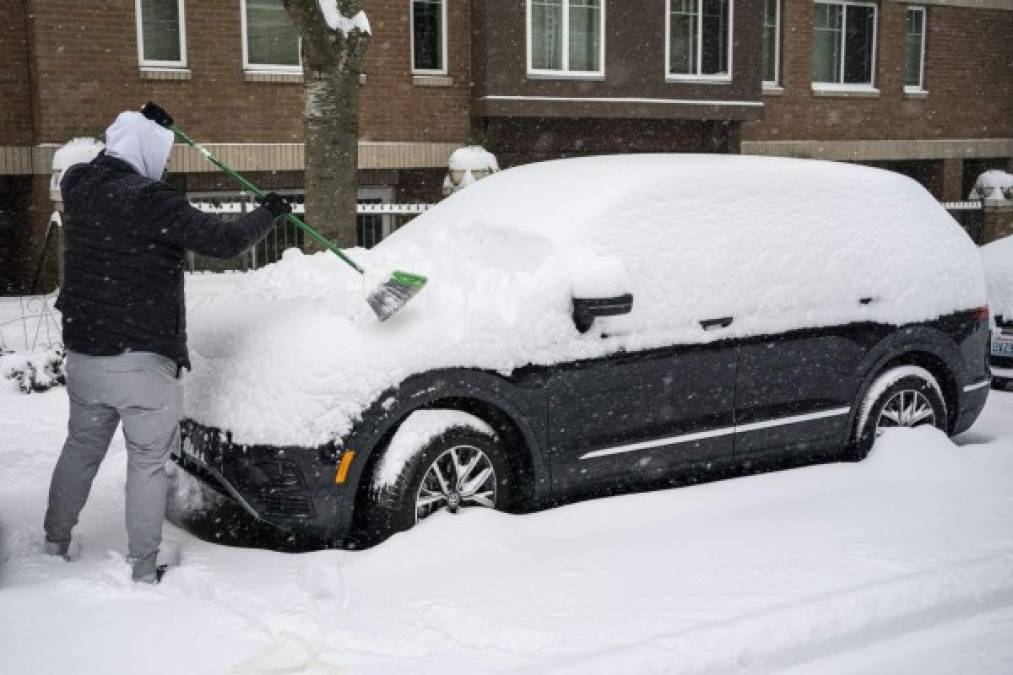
[43,538,70,560]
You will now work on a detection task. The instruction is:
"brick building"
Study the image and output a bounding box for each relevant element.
[1,0,1011,293]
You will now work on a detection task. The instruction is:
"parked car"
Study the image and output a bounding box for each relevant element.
[982,235,1013,390]
[174,155,991,548]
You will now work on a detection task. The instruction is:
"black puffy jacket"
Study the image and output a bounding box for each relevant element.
[56,152,277,370]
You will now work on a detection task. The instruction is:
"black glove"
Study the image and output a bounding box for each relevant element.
[258,192,292,218]
[140,101,174,128]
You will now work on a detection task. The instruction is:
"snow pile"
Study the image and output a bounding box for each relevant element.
[317,0,370,34]
[982,235,1013,318]
[444,146,500,195]
[373,410,495,489]
[1,386,1013,673]
[183,155,986,446]
[969,169,1013,200]
[0,347,66,394]
[52,137,104,171]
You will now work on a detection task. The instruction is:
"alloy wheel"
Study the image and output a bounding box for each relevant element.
[415,444,498,522]
[876,389,936,435]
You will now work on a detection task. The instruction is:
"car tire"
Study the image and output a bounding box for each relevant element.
[358,426,514,544]
[845,366,948,461]
[992,377,1012,392]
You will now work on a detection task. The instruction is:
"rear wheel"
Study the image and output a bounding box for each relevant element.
[359,426,513,544]
[847,366,948,461]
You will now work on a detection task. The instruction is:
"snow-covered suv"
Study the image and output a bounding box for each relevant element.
[982,235,1013,389]
[173,155,992,547]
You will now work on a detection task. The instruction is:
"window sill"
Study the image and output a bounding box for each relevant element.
[412,74,454,87]
[811,84,880,98]
[245,70,303,83]
[139,68,191,81]
[666,76,732,85]
[526,71,606,81]
[762,85,784,96]
[903,88,929,99]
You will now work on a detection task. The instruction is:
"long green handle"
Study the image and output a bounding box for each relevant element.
[168,124,365,275]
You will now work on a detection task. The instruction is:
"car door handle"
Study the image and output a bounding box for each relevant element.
[700,317,733,330]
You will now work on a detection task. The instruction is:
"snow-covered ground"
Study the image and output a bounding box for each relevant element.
[1,383,1012,674]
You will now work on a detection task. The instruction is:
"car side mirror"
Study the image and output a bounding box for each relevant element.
[572,294,634,333]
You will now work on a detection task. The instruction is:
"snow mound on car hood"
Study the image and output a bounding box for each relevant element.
[184,155,985,446]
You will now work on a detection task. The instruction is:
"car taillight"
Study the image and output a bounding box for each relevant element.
[972,306,990,323]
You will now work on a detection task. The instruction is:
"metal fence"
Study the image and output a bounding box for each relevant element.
[942,200,985,244]
[187,200,433,273]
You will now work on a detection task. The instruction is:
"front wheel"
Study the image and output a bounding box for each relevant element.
[359,426,514,544]
[846,366,948,461]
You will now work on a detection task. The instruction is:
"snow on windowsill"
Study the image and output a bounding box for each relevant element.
[762,84,784,96]
[139,67,191,81]
[244,70,303,83]
[412,74,453,87]
[811,84,881,98]
[666,75,733,85]
[904,87,929,100]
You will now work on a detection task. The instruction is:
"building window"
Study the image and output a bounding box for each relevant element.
[666,0,733,82]
[904,7,926,92]
[527,0,605,77]
[811,0,876,88]
[412,0,447,74]
[243,0,301,71]
[136,0,186,67]
[762,0,780,85]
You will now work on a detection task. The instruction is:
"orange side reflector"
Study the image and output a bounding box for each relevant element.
[335,450,356,485]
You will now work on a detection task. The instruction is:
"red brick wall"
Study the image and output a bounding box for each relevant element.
[0,0,34,145]
[24,0,471,145]
[743,2,1013,142]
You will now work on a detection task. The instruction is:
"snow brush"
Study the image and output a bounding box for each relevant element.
[140,101,427,321]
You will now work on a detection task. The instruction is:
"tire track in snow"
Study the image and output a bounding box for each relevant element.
[537,550,1013,675]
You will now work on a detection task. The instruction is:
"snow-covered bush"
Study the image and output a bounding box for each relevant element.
[982,235,1013,319]
[443,146,499,195]
[0,347,66,394]
[968,170,1013,201]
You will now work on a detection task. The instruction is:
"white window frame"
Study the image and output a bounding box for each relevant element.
[811,0,878,92]
[411,0,449,75]
[526,0,607,80]
[241,0,302,73]
[762,0,781,87]
[664,0,734,84]
[135,0,187,69]
[904,6,927,93]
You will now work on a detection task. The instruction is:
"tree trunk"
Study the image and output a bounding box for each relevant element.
[284,0,370,249]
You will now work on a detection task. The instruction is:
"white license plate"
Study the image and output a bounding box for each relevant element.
[993,336,1013,356]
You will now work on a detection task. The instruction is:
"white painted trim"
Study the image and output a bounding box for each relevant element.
[579,407,851,460]
[963,379,991,392]
[410,0,449,76]
[812,0,878,87]
[526,0,607,79]
[135,0,187,68]
[904,6,927,91]
[241,0,302,73]
[665,0,734,82]
[762,0,781,87]
[482,94,763,106]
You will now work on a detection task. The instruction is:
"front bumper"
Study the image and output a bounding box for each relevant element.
[173,419,354,544]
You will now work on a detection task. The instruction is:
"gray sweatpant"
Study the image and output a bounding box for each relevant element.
[44,351,182,568]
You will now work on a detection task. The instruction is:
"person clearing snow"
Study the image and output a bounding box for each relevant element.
[42,110,292,583]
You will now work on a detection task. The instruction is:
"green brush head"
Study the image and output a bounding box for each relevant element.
[366,270,428,321]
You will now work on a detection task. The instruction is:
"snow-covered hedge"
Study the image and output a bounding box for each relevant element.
[969,170,1013,201]
[183,155,985,447]
[0,347,66,394]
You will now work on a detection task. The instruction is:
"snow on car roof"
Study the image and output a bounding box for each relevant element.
[982,235,1013,318]
[184,155,985,446]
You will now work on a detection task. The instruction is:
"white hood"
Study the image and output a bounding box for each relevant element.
[104,111,175,180]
